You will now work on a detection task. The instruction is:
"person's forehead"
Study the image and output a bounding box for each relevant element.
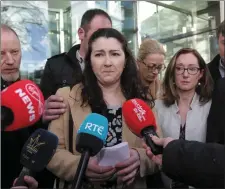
[176,54,198,64]
[145,53,165,60]
[177,53,197,60]
[1,30,19,41]
[89,15,112,30]
[1,28,16,36]
[92,37,121,46]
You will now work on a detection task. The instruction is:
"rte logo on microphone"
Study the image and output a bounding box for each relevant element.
[84,122,104,136]
[77,113,108,142]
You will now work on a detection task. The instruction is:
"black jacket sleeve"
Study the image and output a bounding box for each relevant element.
[162,140,224,188]
[40,59,56,100]
[207,78,225,144]
[37,60,55,131]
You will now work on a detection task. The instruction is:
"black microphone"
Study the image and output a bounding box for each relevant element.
[71,113,109,189]
[14,128,58,186]
[1,106,14,130]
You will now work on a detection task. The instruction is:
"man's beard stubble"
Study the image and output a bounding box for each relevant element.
[1,72,20,82]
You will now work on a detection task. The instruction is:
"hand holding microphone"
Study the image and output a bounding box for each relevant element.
[71,113,111,189]
[12,176,38,189]
[150,136,174,148]
[122,98,163,155]
[14,129,58,187]
[143,136,175,166]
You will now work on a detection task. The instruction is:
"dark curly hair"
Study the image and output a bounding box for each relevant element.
[80,28,154,114]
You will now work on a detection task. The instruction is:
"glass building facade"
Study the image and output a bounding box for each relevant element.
[1,1,224,83]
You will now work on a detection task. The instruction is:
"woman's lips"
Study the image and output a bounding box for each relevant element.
[181,81,190,84]
[103,71,113,73]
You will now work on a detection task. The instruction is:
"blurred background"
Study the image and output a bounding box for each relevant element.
[1,0,224,83]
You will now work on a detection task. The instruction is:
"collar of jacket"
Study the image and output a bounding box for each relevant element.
[208,54,222,83]
[1,77,20,91]
[66,44,81,65]
[68,84,142,147]
[209,54,221,66]
[173,92,199,114]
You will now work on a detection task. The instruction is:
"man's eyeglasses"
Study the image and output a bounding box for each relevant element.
[175,67,201,75]
[142,61,166,73]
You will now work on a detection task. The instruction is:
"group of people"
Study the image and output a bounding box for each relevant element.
[1,8,224,189]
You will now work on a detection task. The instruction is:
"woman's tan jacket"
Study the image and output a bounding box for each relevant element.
[47,84,162,188]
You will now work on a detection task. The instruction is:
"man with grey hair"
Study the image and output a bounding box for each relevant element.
[1,24,21,88]
[1,24,39,189]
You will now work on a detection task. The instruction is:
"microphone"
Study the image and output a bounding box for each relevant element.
[71,113,108,189]
[1,80,44,131]
[122,98,163,155]
[14,128,58,186]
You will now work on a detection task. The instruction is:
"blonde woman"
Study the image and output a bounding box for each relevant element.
[137,39,166,99]
[155,48,213,188]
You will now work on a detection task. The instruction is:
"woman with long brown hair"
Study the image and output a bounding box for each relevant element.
[155,48,213,188]
[47,28,162,189]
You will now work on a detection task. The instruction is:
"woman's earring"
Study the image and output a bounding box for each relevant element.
[198,82,201,86]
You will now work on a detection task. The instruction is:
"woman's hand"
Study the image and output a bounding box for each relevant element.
[142,136,174,166]
[115,149,140,186]
[86,157,116,183]
[12,176,38,189]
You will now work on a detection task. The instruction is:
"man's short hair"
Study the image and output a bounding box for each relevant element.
[216,20,224,38]
[1,24,19,39]
[80,9,112,31]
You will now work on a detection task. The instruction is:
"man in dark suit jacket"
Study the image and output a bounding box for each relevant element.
[1,24,52,189]
[206,77,225,144]
[208,20,224,83]
[206,21,225,146]
[1,24,31,188]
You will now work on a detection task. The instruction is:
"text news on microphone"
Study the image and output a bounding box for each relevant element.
[1,24,55,189]
[1,80,45,132]
[1,80,45,188]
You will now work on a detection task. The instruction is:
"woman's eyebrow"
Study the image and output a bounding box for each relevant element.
[93,49,121,52]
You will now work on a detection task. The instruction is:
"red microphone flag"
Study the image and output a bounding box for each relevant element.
[1,80,44,131]
[122,98,157,137]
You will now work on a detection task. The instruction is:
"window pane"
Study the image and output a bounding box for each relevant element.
[1,1,222,84]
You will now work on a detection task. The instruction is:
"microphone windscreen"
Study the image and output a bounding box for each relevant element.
[122,98,157,137]
[1,106,14,128]
[76,113,108,156]
[1,80,45,131]
[20,128,58,172]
